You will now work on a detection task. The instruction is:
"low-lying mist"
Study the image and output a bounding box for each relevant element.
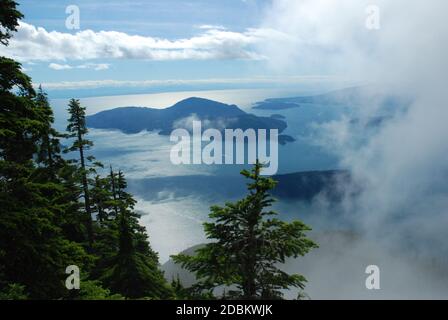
[254,0,448,298]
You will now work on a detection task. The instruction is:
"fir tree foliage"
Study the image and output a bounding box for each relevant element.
[173,161,318,299]
[0,0,22,45]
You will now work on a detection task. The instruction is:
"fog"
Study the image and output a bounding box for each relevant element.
[255,0,448,298]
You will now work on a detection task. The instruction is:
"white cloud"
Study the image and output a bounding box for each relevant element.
[49,63,73,70]
[0,22,279,62]
[78,63,110,71]
[196,25,226,30]
[49,62,110,71]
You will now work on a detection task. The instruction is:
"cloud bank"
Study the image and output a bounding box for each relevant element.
[261,0,448,254]
[0,22,284,62]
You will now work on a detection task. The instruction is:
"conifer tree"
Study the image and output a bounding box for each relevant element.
[100,171,172,299]
[66,98,97,245]
[173,161,318,299]
[91,175,111,223]
[57,162,91,243]
[0,1,92,298]
[109,165,119,217]
[0,0,22,45]
[101,211,172,299]
[34,85,63,176]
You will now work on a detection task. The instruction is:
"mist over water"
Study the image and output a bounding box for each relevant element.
[254,0,448,298]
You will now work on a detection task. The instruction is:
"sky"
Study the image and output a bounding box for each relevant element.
[0,0,353,98]
[0,0,278,96]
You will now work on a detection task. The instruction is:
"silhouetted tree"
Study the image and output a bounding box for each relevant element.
[65,98,97,246]
[173,161,318,299]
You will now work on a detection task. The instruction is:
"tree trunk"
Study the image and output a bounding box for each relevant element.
[110,166,119,217]
[78,129,93,246]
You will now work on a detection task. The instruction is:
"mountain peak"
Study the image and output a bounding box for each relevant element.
[170,97,238,109]
[167,97,245,118]
[174,97,215,104]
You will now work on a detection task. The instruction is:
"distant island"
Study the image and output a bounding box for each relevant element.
[129,170,355,204]
[253,86,412,110]
[253,101,300,110]
[253,87,364,110]
[87,97,295,145]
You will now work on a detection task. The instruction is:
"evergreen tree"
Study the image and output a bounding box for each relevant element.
[34,85,63,176]
[57,162,90,244]
[109,165,119,217]
[91,175,112,224]
[109,167,137,218]
[173,161,318,299]
[0,1,92,298]
[0,0,22,45]
[115,169,159,261]
[100,171,172,299]
[101,211,173,299]
[65,98,97,246]
[74,280,124,300]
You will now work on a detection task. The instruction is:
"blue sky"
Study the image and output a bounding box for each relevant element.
[19,0,266,36]
[0,0,370,98]
[6,0,287,97]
